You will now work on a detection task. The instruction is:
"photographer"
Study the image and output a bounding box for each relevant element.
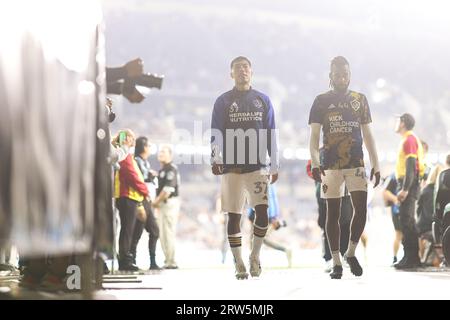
[106,58,163,104]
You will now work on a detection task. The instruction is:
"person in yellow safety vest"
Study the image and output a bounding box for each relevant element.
[394,113,425,270]
[113,129,149,271]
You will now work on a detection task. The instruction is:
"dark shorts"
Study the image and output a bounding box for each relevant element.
[391,211,401,231]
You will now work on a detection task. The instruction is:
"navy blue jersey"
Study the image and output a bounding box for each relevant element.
[211,87,278,174]
[309,90,371,170]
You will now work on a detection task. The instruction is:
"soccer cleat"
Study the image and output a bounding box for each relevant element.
[344,255,363,276]
[234,262,249,280]
[329,265,343,279]
[163,265,179,270]
[249,257,262,278]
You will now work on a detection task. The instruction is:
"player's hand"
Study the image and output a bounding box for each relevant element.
[312,167,325,183]
[370,168,381,188]
[269,173,278,184]
[397,190,408,203]
[124,58,144,78]
[152,201,160,209]
[211,163,224,175]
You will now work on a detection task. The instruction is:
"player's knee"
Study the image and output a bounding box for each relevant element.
[254,204,268,214]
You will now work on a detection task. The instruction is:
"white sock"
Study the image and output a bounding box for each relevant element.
[250,235,264,260]
[346,241,358,257]
[332,251,342,266]
[231,246,244,265]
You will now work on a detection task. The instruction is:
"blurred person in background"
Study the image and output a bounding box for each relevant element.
[152,145,180,269]
[114,129,148,271]
[129,136,161,270]
[393,113,425,269]
[383,173,402,265]
[417,164,443,265]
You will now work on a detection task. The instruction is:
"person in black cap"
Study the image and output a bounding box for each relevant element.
[394,113,426,269]
[152,145,180,269]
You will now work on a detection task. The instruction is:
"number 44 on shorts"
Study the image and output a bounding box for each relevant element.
[354,168,366,178]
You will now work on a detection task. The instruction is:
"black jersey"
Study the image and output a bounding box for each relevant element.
[156,163,179,198]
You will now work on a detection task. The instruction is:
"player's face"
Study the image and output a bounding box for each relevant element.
[330,64,350,92]
[231,60,252,86]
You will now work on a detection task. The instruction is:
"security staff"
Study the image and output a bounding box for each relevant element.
[152,145,180,269]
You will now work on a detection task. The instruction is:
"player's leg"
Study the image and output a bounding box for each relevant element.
[246,170,270,277]
[322,169,345,279]
[344,167,368,276]
[144,200,161,270]
[326,198,343,278]
[249,204,268,277]
[393,229,403,264]
[222,173,247,279]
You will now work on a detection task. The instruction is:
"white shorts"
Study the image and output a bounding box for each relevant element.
[321,167,368,199]
[221,169,270,214]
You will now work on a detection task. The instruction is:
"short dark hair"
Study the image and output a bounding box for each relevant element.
[135,136,149,156]
[400,113,415,130]
[331,56,349,69]
[230,56,252,69]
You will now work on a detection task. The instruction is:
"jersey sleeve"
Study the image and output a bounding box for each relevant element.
[264,96,279,174]
[308,96,323,125]
[360,94,372,125]
[211,96,225,163]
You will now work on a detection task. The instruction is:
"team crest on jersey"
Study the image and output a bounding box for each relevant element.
[160,171,165,178]
[253,99,263,109]
[229,102,239,113]
[351,99,360,112]
[167,171,175,180]
[322,184,328,194]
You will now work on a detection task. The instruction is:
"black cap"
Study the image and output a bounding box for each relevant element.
[398,113,415,130]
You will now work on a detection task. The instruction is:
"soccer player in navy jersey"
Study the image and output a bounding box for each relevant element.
[309,56,380,279]
[211,56,279,279]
